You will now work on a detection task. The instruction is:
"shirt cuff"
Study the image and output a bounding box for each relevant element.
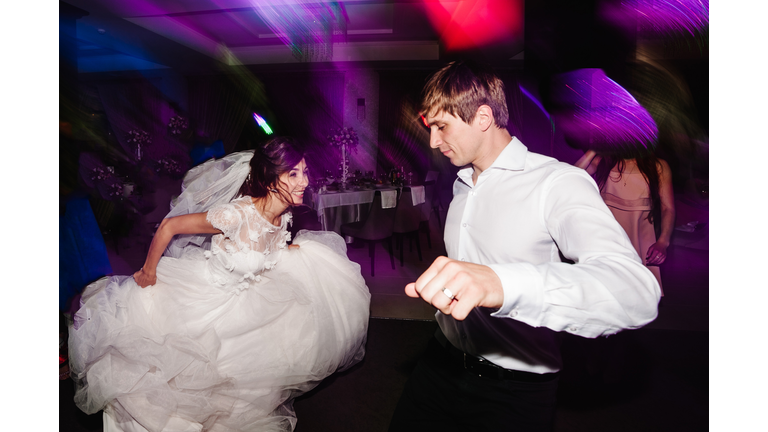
[487,263,544,325]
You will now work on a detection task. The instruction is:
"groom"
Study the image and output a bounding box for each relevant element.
[388,61,661,431]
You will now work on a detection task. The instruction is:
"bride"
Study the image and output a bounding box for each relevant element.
[68,137,371,431]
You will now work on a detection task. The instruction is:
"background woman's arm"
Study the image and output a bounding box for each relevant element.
[133,213,223,287]
[646,159,676,265]
[574,150,601,176]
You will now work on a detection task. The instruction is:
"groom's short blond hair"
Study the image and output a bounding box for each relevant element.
[420,61,509,129]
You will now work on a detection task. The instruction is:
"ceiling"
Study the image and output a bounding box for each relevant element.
[61,0,526,75]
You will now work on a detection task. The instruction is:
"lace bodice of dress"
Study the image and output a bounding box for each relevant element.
[206,196,291,255]
[204,197,292,290]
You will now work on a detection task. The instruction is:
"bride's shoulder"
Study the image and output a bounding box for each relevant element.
[230,195,256,207]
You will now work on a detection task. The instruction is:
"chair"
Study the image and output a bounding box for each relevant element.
[393,187,423,266]
[423,172,444,229]
[420,170,446,240]
[419,180,437,249]
[340,191,396,276]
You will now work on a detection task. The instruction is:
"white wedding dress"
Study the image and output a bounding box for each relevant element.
[69,196,371,432]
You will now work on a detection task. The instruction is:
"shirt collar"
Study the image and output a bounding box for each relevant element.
[457,137,528,184]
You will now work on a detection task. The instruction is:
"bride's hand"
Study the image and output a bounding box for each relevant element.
[133,268,157,288]
[288,244,300,250]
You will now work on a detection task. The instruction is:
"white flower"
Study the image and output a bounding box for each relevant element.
[233,276,254,295]
[264,260,276,270]
[204,251,212,259]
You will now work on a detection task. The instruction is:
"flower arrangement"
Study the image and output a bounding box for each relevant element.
[155,157,184,176]
[327,127,359,151]
[108,183,124,198]
[127,129,152,160]
[90,167,113,182]
[327,127,359,185]
[89,167,127,199]
[127,129,151,145]
[168,116,189,135]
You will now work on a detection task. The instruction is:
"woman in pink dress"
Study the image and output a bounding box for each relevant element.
[575,150,675,294]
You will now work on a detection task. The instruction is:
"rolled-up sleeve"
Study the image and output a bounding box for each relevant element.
[490,169,660,338]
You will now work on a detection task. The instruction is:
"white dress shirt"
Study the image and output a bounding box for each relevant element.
[438,137,660,374]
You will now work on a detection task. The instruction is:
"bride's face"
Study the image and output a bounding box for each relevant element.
[277,158,309,205]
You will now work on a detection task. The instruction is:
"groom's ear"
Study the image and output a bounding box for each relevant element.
[475,105,494,131]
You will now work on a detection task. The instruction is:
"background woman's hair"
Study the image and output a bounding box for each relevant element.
[238,136,306,206]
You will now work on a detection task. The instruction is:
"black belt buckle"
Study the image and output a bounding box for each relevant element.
[464,353,501,379]
[436,335,556,383]
[462,349,555,382]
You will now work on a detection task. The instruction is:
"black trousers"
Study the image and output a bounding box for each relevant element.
[388,337,559,432]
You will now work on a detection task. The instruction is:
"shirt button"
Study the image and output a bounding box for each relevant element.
[462,223,467,227]
[567,327,578,332]
[510,309,518,317]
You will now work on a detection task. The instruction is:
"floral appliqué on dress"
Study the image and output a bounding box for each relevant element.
[204,197,292,292]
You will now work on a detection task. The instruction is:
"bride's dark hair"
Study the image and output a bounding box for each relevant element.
[238,137,306,205]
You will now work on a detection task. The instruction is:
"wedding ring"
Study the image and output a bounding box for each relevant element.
[442,287,455,301]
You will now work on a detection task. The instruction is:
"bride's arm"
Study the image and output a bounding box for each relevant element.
[133,213,223,288]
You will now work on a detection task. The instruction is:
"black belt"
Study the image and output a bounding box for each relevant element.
[433,333,558,383]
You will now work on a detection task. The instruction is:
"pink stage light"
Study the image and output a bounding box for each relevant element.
[421,0,524,51]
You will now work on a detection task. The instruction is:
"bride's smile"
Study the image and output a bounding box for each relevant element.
[278,158,309,206]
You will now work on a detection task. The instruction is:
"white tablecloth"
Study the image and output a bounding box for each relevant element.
[311,188,398,236]
[380,190,397,208]
[313,189,378,216]
[313,186,424,215]
[409,185,426,206]
[311,186,425,237]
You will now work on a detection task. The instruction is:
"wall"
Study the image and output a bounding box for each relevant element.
[343,68,379,173]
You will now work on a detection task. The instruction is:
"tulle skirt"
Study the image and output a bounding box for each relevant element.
[69,231,370,431]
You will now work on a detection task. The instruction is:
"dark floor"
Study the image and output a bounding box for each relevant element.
[293,322,708,432]
[60,190,709,431]
[60,318,708,432]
